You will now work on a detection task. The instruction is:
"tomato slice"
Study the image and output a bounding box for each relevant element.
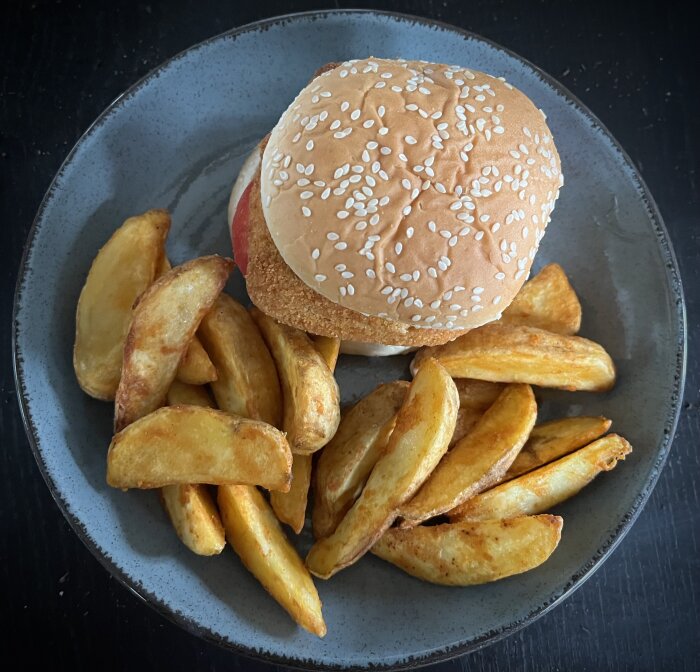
[230,180,254,276]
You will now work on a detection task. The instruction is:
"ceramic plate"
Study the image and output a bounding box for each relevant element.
[13,10,685,670]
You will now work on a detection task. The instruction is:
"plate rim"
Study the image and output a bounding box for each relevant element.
[12,9,687,670]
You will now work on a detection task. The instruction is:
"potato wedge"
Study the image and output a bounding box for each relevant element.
[399,383,537,528]
[107,405,292,491]
[176,338,218,385]
[270,454,312,534]
[313,381,409,539]
[251,308,340,454]
[74,209,170,400]
[312,335,341,372]
[198,294,281,426]
[162,380,225,554]
[166,379,213,407]
[450,379,504,447]
[305,359,458,579]
[158,257,217,386]
[160,484,225,556]
[450,433,632,522]
[413,324,616,391]
[114,255,232,431]
[372,515,563,585]
[500,263,582,335]
[218,485,326,637]
[505,416,612,480]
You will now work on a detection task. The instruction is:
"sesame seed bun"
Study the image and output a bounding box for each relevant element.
[259,57,563,333]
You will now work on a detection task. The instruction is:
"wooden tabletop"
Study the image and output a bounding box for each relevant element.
[2,1,697,669]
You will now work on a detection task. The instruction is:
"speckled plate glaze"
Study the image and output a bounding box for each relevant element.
[13,10,685,670]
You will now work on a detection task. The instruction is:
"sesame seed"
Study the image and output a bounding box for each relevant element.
[386,262,396,273]
[405,135,417,145]
[411,315,421,322]
[444,290,453,300]
[407,227,414,238]
[363,120,375,129]
[368,234,380,242]
[348,284,355,295]
[339,287,347,297]
[428,220,437,232]
[379,127,389,136]
[341,271,354,279]
[330,120,341,131]
[335,263,347,272]
[300,191,313,200]
[400,273,412,281]
[335,242,348,250]
[337,211,349,220]
[475,231,484,241]
[351,109,361,121]
[302,206,311,217]
[366,269,376,279]
[449,236,458,247]
[428,267,438,278]
[327,232,340,241]
[311,248,320,260]
[491,222,501,233]
[315,274,327,282]
[381,286,393,295]
[438,260,447,271]
[395,242,403,254]
[412,270,420,281]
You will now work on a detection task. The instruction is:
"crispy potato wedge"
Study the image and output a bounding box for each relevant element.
[251,308,340,454]
[270,454,312,534]
[450,379,505,447]
[305,359,458,579]
[500,263,582,335]
[505,416,612,480]
[199,294,281,426]
[163,380,225,554]
[74,209,170,400]
[312,381,409,540]
[166,379,213,407]
[176,338,218,385]
[372,515,563,585]
[312,335,341,372]
[218,485,326,637]
[450,433,632,522]
[160,484,225,556]
[107,405,292,491]
[399,384,537,528]
[114,255,232,431]
[413,324,616,392]
[157,256,218,386]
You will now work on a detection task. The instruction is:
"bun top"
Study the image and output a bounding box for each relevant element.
[261,58,563,331]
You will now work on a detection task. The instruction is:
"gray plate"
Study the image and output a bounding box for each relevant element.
[12,10,686,670]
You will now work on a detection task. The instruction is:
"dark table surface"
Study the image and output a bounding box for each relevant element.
[2,1,698,670]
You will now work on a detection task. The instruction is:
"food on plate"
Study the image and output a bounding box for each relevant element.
[450,379,505,447]
[412,323,616,391]
[74,209,170,400]
[106,405,292,491]
[159,256,218,386]
[449,434,632,522]
[218,485,326,637]
[313,381,409,539]
[160,485,225,557]
[499,263,582,335]
[505,415,612,480]
[372,515,563,585]
[270,454,313,534]
[198,293,282,426]
[227,58,563,355]
[114,255,232,431]
[312,335,341,372]
[305,358,458,579]
[251,307,340,454]
[73,56,636,637]
[399,383,536,527]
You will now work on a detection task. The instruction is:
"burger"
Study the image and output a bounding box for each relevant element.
[228,58,563,356]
